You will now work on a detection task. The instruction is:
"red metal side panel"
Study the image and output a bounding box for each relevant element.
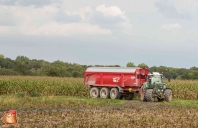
[103,73,121,86]
[123,73,136,87]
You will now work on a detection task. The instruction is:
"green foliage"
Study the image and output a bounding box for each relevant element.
[126,62,135,67]
[0,54,4,59]
[0,55,198,80]
[0,68,19,75]
[138,63,149,68]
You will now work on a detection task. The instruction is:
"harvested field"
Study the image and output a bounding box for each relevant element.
[0,96,198,128]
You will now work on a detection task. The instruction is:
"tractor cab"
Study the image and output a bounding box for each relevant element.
[147,72,163,87]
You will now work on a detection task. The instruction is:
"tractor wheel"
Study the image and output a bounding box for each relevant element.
[100,87,110,98]
[110,88,121,99]
[164,89,172,102]
[145,89,154,102]
[124,93,134,100]
[90,87,100,98]
[140,86,146,101]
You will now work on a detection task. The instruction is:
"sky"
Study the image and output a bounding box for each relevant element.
[0,0,198,68]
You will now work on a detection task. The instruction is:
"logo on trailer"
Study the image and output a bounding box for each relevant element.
[113,77,120,82]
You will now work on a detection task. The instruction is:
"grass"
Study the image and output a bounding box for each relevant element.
[0,95,124,111]
[1,94,198,111]
[166,98,198,108]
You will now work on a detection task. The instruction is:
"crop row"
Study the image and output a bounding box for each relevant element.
[0,76,198,100]
[0,76,88,97]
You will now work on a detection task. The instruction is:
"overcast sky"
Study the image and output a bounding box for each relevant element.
[0,0,198,68]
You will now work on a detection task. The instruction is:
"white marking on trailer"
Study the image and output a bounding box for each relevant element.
[113,77,120,82]
[131,76,135,79]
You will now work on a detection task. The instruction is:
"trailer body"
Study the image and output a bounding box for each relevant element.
[84,67,149,99]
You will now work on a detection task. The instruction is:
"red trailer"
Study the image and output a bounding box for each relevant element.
[84,67,150,100]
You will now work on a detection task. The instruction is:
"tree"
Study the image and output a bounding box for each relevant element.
[138,63,149,68]
[0,54,4,59]
[149,66,158,72]
[126,62,135,67]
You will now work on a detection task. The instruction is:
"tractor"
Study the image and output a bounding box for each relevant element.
[140,72,172,102]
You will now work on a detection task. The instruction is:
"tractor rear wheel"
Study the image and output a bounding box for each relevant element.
[164,89,172,102]
[110,88,121,99]
[145,89,154,102]
[100,87,110,98]
[90,87,100,98]
[124,93,134,100]
[140,86,146,101]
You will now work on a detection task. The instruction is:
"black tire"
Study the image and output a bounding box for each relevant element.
[140,86,146,101]
[110,88,121,99]
[124,93,134,100]
[100,87,110,98]
[119,95,124,100]
[90,87,100,98]
[145,89,154,102]
[164,89,172,102]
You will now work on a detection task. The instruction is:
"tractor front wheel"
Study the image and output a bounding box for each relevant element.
[145,89,154,102]
[140,86,146,101]
[164,89,172,102]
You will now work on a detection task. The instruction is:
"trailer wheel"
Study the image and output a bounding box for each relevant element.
[119,95,124,100]
[145,89,154,102]
[110,88,121,99]
[100,87,110,98]
[124,93,134,100]
[90,87,100,98]
[140,86,146,101]
[164,89,172,102]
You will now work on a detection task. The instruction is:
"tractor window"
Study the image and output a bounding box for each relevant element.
[151,76,162,84]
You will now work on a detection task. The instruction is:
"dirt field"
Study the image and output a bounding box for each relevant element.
[1,99,198,128]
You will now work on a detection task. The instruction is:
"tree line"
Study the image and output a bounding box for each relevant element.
[0,55,198,80]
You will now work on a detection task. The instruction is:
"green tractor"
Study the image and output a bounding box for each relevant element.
[140,72,172,102]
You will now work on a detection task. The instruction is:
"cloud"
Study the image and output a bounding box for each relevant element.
[92,5,134,36]
[169,0,198,11]
[159,23,185,38]
[90,12,125,29]
[0,5,16,26]
[0,0,56,7]
[55,11,81,23]
[0,26,16,36]
[160,23,182,30]
[155,0,191,20]
[96,5,126,19]
[0,3,135,37]
[20,22,112,36]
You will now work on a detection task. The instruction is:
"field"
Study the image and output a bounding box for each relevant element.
[0,76,198,127]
